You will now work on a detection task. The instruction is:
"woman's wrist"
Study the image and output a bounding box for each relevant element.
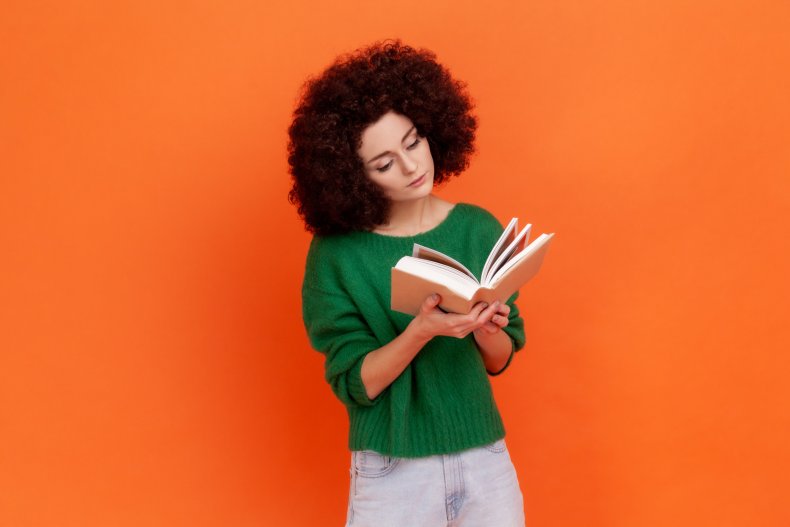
[473,328,512,372]
[407,314,436,346]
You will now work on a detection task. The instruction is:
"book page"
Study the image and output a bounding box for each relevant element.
[489,233,554,294]
[482,223,532,286]
[412,244,477,280]
[391,258,481,315]
[395,257,480,295]
[480,218,518,284]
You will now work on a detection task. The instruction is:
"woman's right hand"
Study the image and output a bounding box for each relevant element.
[411,293,500,340]
[360,293,500,400]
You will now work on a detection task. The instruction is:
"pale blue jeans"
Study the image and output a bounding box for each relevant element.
[345,439,525,527]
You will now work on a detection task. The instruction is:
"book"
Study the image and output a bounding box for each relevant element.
[390,218,554,315]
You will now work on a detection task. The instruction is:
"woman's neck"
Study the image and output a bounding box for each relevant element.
[374,194,454,236]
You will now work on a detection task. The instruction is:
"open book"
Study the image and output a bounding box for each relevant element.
[391,218,554,315]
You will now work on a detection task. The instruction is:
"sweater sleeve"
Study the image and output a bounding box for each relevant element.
[302,284,381,407]
[487,290,527,376]
[301,236,383,408]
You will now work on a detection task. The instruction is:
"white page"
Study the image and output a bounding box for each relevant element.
[489,233,553,285]
[481,218,518,284]
[482,224,532,286]
[412,244,476,280]
[396,257,480,299]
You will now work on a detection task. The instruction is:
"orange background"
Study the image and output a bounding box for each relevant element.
[2,1,789,525]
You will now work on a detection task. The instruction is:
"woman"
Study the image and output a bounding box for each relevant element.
[288,39,527,526]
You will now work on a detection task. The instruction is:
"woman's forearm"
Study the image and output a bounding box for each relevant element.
[473,328,513,373]
[359,322,432,400]
[360,296,506,400]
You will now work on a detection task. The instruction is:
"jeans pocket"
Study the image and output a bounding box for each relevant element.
[483,438,507,454]
[352,450,401,478]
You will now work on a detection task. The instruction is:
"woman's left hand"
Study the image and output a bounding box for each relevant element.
[473,301,510,336]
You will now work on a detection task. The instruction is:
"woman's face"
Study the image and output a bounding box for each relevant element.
[357,111,435,203]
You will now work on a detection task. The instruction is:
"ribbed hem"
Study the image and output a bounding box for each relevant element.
[347,394,506,458]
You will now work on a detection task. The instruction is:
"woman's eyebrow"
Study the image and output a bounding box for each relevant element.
[365,126,416,164]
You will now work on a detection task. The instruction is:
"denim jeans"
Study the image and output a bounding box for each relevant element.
[345,439,525,527]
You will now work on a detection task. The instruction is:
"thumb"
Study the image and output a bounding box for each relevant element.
[421,293,442,312]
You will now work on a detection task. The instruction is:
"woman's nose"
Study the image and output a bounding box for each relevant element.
[400,152,418,174]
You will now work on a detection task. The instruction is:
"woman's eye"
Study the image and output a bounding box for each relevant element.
[407,137,421,149]
[376,160,393,172]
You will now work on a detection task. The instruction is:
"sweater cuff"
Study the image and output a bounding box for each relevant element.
[487,347,515,376]
[347,355,379,407]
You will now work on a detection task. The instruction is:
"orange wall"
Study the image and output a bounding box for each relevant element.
[2,1,789,525]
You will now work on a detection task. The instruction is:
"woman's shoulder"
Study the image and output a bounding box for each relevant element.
[303,233,362,294]
[305,231,368,271]
[452,202,504,229]
[304,227,393,275]
[307,227,367,249]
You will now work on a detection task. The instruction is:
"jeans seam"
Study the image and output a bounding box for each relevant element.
[354,452,401,478]
[484,439,507,454]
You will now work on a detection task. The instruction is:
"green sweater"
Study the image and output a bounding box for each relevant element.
[301,203,526,458]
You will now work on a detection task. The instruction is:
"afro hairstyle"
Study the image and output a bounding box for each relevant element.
[287,39,478,235]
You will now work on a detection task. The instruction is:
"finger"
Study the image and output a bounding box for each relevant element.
[497,303,511,317]
[491,314,509,328]
[420,293,442,313]
[467,303,498,334]
[468,301,489,319]
[477,300,500,323]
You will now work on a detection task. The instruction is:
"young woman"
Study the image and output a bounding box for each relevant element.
[288,40,527,526]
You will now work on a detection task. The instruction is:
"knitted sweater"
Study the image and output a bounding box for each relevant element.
[301,203,526,458]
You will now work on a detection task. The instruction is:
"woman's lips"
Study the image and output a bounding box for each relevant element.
[408,174,426,187]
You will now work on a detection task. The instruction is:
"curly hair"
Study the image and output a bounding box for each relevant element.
[287,39,478,236]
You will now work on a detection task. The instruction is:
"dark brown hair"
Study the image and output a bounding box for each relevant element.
[287,39,477,235]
